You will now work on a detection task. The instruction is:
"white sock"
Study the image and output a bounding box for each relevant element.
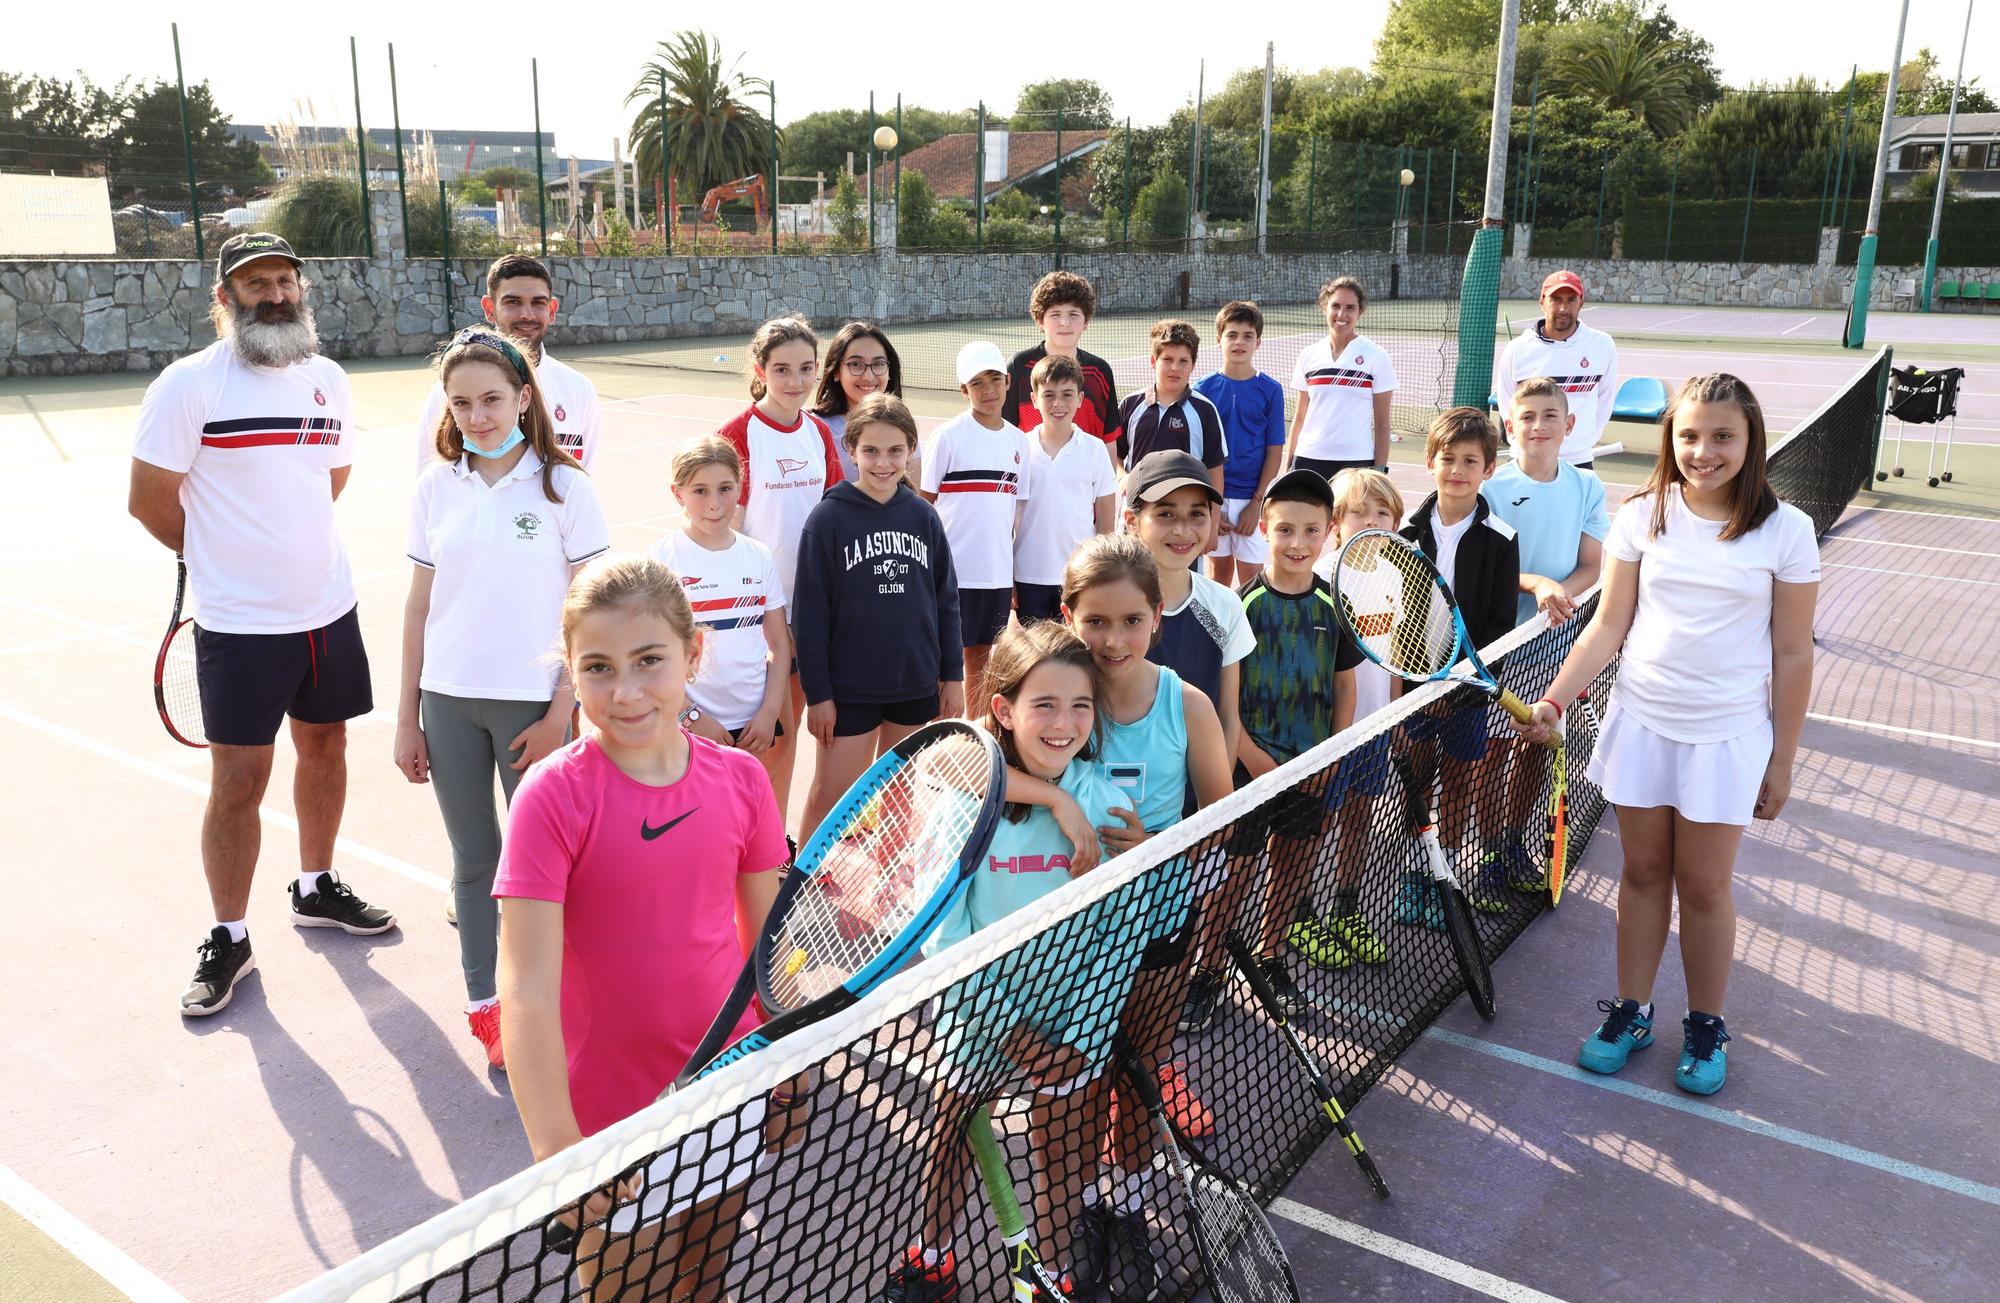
[218,919,247,943]
[1638,1002,1654,1020]
[466,997,498,1014]
[918,1244,948,1267]
[299,871,331,898]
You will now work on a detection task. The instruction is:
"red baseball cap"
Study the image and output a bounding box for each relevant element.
[1541,270,1585,299]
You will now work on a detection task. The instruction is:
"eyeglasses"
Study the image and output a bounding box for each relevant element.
[843,358,891,377]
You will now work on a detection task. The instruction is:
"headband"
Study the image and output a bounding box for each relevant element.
[450,327,531,383]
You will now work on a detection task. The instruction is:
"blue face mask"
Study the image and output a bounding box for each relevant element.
[465,424,526,459]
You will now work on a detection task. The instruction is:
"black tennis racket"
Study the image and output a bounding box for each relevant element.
[1221,934,1390,1198]
[153,557,205,748]
[1116,1041,1301,1303]
[1392,752,1496,1020]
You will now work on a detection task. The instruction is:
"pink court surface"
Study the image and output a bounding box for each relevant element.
[1,312,1996,1302]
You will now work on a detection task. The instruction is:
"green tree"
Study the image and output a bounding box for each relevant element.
[1014,78,1115,128]
[1376,0,1562,63]
[625,32,777,197]
[1547,19,1698,137]
[118,80,272,204]
[779,105,975,178]
[1132,167,1189,242]
[456,175,497,205]
[477,164,537,193]
[827,169,865,249]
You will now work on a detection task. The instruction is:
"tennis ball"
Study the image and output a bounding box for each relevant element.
[1399,168,1416,186]
[873,125,899,152]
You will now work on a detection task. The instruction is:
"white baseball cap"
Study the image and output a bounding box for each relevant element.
[955,340,1008,386]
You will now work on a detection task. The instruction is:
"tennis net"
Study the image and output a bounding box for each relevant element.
[278,599,1615,1303]
[1768,344,1893,540]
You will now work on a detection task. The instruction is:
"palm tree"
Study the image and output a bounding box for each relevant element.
[1552,24,1697,138]
[626,32,777,201]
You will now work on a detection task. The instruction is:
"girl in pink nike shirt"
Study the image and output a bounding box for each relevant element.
[496,553,790,1299]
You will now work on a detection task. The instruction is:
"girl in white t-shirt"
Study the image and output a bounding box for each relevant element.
[1514,374,1819,1097]
[811,321,910,483]
[717,315,845,821]
[394,329,609,1069]
[1285,276,1399,477]
[649,437,792,799]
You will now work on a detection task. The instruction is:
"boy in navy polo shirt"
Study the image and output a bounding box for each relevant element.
[1198,301,1286,589]
[1116,320,1227,503]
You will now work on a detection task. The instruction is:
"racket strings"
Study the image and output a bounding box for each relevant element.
[767,739,993,1010]
[1190,1168,1293,1302]
[1334,534,1457,677]
[159,621,206,745]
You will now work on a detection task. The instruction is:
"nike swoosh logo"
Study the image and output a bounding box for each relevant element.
[641,809,698,841]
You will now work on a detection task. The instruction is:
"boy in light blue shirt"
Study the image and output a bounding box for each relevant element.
[1483,375,1609,889]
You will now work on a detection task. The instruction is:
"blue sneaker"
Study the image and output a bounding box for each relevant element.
[1391,870,1444,931]
[1577,998,1653,1074]
[1676,1013,1732,1095]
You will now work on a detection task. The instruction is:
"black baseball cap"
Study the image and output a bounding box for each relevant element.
[216,232,302,281]
[1263,466,1337,512]
[1124,451,1223,506]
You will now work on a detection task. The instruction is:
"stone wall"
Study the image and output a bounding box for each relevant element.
[2,190,1993,378]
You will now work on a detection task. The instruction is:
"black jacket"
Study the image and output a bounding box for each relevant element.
[793,482,963,705]
[1402,492,1520,654]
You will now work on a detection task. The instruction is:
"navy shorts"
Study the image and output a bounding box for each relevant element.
[1326,732,1393,804]
[833,693,938,738]
[729,718,785,744]
[1292,455,1376,480]
[1223,760,1324,854]
[1014,581,1063,626]
[1403,697,1489,762]
[195,605,373,747]
[960,587,1013,649]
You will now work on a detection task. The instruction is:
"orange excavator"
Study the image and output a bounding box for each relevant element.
[697,174,768,228]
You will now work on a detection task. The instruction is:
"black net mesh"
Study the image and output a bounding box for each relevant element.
[1767,344,1891,540]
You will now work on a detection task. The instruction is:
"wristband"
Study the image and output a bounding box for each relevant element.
[1536,697,1564,717]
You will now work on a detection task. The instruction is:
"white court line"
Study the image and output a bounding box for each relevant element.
[1844,503,2000,526]
[1806,712,2000,751]
[1780,316,1827,336]
[0,703,448,893]
[0,1163,190,1303]
[1268,1198,1568,1302]
[1822,535,2000,560]
[1823,562,2000,587]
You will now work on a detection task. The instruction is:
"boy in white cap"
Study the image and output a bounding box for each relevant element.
[1493,269,1620,468]
[920,341,1032,717]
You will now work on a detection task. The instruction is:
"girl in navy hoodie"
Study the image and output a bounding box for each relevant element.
[793,393,965,840]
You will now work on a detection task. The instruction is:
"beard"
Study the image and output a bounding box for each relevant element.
[223,295,321,368]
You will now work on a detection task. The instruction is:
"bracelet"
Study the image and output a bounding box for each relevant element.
[1536,697,1565,717]
[769,1090,799,1109]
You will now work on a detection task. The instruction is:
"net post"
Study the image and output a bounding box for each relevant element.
[349,36,373,258]
[1847,0,1911,349]
[388,44,410,257]
[533,58,548,257]
[1738,146,1758,265]
[170,23,205,269]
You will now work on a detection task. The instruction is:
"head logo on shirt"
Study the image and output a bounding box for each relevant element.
[777,457,809,475]
[313,388,326,407]
[554,404,567,422]
[513,512,542,540]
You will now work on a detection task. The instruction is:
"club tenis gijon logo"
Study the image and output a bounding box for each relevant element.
[553,404,567,422]
[313,388,326,406]
[513,511,543,540]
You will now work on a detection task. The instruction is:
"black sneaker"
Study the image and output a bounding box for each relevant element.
[1071,1203,1114,1299]
[290,873,397,935]
[1106,1208,1158,1303]
[1178,968,1225,1034]
[1259,956,1306,1019]
[181,926,255,1017]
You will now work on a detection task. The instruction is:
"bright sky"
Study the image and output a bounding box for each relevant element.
[7,2,1994,162]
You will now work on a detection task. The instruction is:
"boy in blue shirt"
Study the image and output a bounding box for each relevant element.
[1198,301,1287,590]
[1484,376,1608,888]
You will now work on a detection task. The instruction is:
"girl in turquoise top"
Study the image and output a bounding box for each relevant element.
[882,622,1138,1301]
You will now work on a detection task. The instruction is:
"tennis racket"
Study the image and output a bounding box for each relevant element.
[1330,529,1557,747]
[1545,731,1568,907]
[153,557,205,748]
[1391,752,1496,1020]
[966,1105,1069,1301]
[1221,934,1389,1199]
[1115,1040,1301,1303]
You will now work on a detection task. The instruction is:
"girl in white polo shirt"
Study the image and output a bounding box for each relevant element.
[394,328,610,1069]
[717,315,845,819]
[1514,374,1818,1097]
[1285,275,1399,479]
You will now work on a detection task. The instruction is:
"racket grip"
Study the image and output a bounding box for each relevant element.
[1496,690,1560,748]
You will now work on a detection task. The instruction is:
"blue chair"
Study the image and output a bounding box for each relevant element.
[1611,376,1670,422]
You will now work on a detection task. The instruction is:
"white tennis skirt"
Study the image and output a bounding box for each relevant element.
[614,1097,767,1232]
[1585,704,1772,827]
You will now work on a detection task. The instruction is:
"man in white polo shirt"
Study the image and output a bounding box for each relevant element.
[1493,269,1620,468]
[413,254,601,472]
[129,231,395,1019]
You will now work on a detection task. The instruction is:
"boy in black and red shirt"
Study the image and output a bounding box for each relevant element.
[1003,269,1122,459]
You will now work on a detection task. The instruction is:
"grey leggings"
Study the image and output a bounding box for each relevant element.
[421,690,554,1002]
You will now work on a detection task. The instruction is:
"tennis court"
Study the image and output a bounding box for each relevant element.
[1,332,1995,1302]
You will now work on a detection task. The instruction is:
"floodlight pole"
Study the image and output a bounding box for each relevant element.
[1921,0,1975,311]
[1452,0,1518,408]
[1846,0,1910,348]
[1256,42,1274,255]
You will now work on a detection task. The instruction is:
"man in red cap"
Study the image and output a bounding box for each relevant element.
[1493,269,1619,469]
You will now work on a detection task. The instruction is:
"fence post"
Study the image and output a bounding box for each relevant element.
[1054,105,1064,267]
[1591,152,1608,259]
[439,179,454,334]
[976,103,986,251]
[893,93,903,246]
[532,59,548,256]
[1306,136,1317,235]
[1186,110,1198,249]
[1739,147,1759,264]
[1446,147,1458,229]
[1515,73,1540,229]
[348,37,373,257]
[1664,153,1679,261]
[1831,66,1856,232]
[1121,116,1132,248]
[169,23,205,267]
[868,92,876,253]
[388,44,411,254]
[768,82,779,254]
[1421,147,1433,254]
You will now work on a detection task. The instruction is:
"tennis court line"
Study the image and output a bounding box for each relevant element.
[0,1163,188,1303]
[1822,536,2000,560]
[1424,1028,2000,1207]
[1822,562,2000,587]
[1844,504,2000,526]
[1804,712,2000,750]
[1268,1197,1568,1302]
[0,703,449,893]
